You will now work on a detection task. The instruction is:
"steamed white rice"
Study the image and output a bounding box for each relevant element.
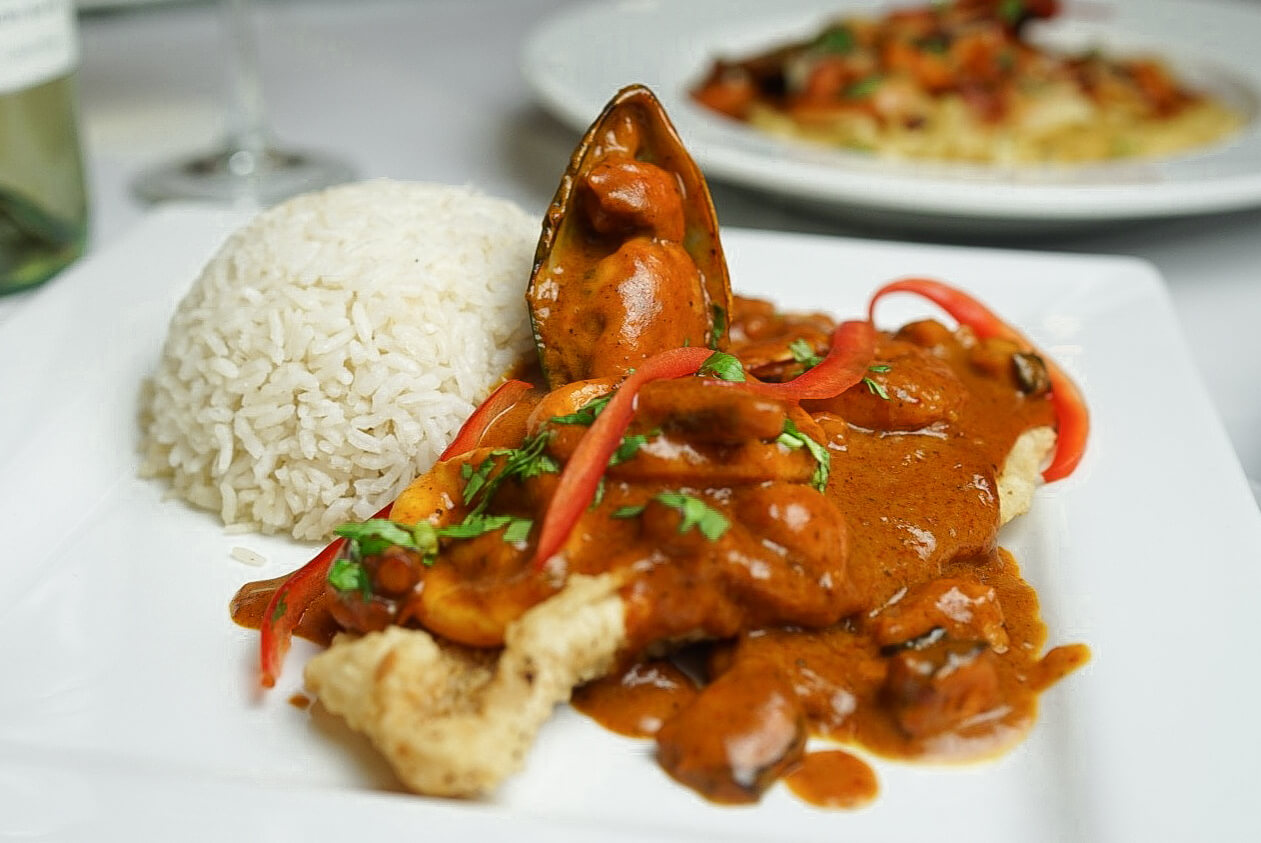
[140,180,538,540]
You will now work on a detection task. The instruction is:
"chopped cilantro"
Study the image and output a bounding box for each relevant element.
[410,520,439,558]
[327,557,372,599]
[789,338,823,369]
[329,507,532,575]
[863,376,890,400]
[460,459,496,505]
[335,518,419,557]
[610,432,653,466]
[271,597,288,623]
[438,513,516,540]
[502,518,533,544]
[863,363,892,401]
[999,0,1025,24]
[814,25,855,54]
[550,395,611,427]
[844,75,882,100]
[698,351,746,382]
[461,431,557,513]
[776,418,831,492]
[655,492,730,541]
[333,518,439,566]
[496,432,556,483]
[612,504,646,519]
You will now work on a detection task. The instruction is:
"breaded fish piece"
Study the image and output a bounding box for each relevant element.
[998,426,1055,525]
[304,573,626,797]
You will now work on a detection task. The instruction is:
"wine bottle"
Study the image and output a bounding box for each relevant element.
[0,0,88,294]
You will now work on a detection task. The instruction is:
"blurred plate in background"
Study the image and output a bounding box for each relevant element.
[522,0,1261,232]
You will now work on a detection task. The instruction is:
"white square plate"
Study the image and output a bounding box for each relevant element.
[2,207,1259,841]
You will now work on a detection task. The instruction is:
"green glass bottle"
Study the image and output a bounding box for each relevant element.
[0,0,88,295]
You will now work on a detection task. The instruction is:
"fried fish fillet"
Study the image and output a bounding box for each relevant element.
[998,426,1055,525]
[304,573,626,797]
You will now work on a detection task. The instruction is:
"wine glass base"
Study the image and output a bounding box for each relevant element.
[132,145,356,206]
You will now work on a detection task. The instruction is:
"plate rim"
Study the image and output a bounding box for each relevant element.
[4,206,1261,841]
[521,0,1261,222]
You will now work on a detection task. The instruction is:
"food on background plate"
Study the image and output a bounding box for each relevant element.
[229,85,1089,808]
[691,0,1243,164]
[139,181,537,540]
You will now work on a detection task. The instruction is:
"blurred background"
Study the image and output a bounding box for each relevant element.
[5,0,1261,490]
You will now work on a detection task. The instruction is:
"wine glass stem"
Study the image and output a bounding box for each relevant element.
[223,0,268,169]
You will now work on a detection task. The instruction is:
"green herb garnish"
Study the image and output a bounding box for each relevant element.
[776,418,831,492]
[862,364,891,400]
[611,432,653,466]
[655,492,730,541]
[462,431,557,512]
[789,338,823,369]
[335,518,420,557]
[844,75,882,100]
[410,521,439,557]
[327,557,372,599]
[502,517,534,544]
[999,0,1025,24]
[460,459,497,506]
[814,25,855,54]
[612,504,646,519]
[550,395,612,427]
[438,513,532,541]
[863,378,889,399]
[698,351,746,382]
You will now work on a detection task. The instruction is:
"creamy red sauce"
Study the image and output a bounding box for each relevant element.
[231,85,1087,807]
[785,750,879,810]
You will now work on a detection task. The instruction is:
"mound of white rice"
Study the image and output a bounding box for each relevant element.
[140,180,539,540]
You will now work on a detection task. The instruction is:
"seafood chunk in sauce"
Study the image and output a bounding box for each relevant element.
[528,86,732,387]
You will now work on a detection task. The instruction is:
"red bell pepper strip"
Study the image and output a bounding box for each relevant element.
[867,277,1088,482]
[738,320,876,400]
[439,379,533,461]
[259,380,536,687]
[530,320,876,570]
[531,347,713,570]
[258,537,344,688]
[259,501,393,688]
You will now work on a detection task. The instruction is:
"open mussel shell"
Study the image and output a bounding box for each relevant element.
[527,84,733,388]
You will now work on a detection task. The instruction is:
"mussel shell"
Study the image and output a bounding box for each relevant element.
[527,84,733,387]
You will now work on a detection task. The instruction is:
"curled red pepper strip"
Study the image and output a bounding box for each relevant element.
[260,381,537,687]
[259,537,345,688]
[867,277,1088,482]
[531,347,714,571]
[439,379,534,461]
[259,506,393,688]
[738,320,876,400]
[531,320,877,571]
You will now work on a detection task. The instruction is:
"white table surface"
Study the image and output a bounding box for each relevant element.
[3,0,1259,493]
